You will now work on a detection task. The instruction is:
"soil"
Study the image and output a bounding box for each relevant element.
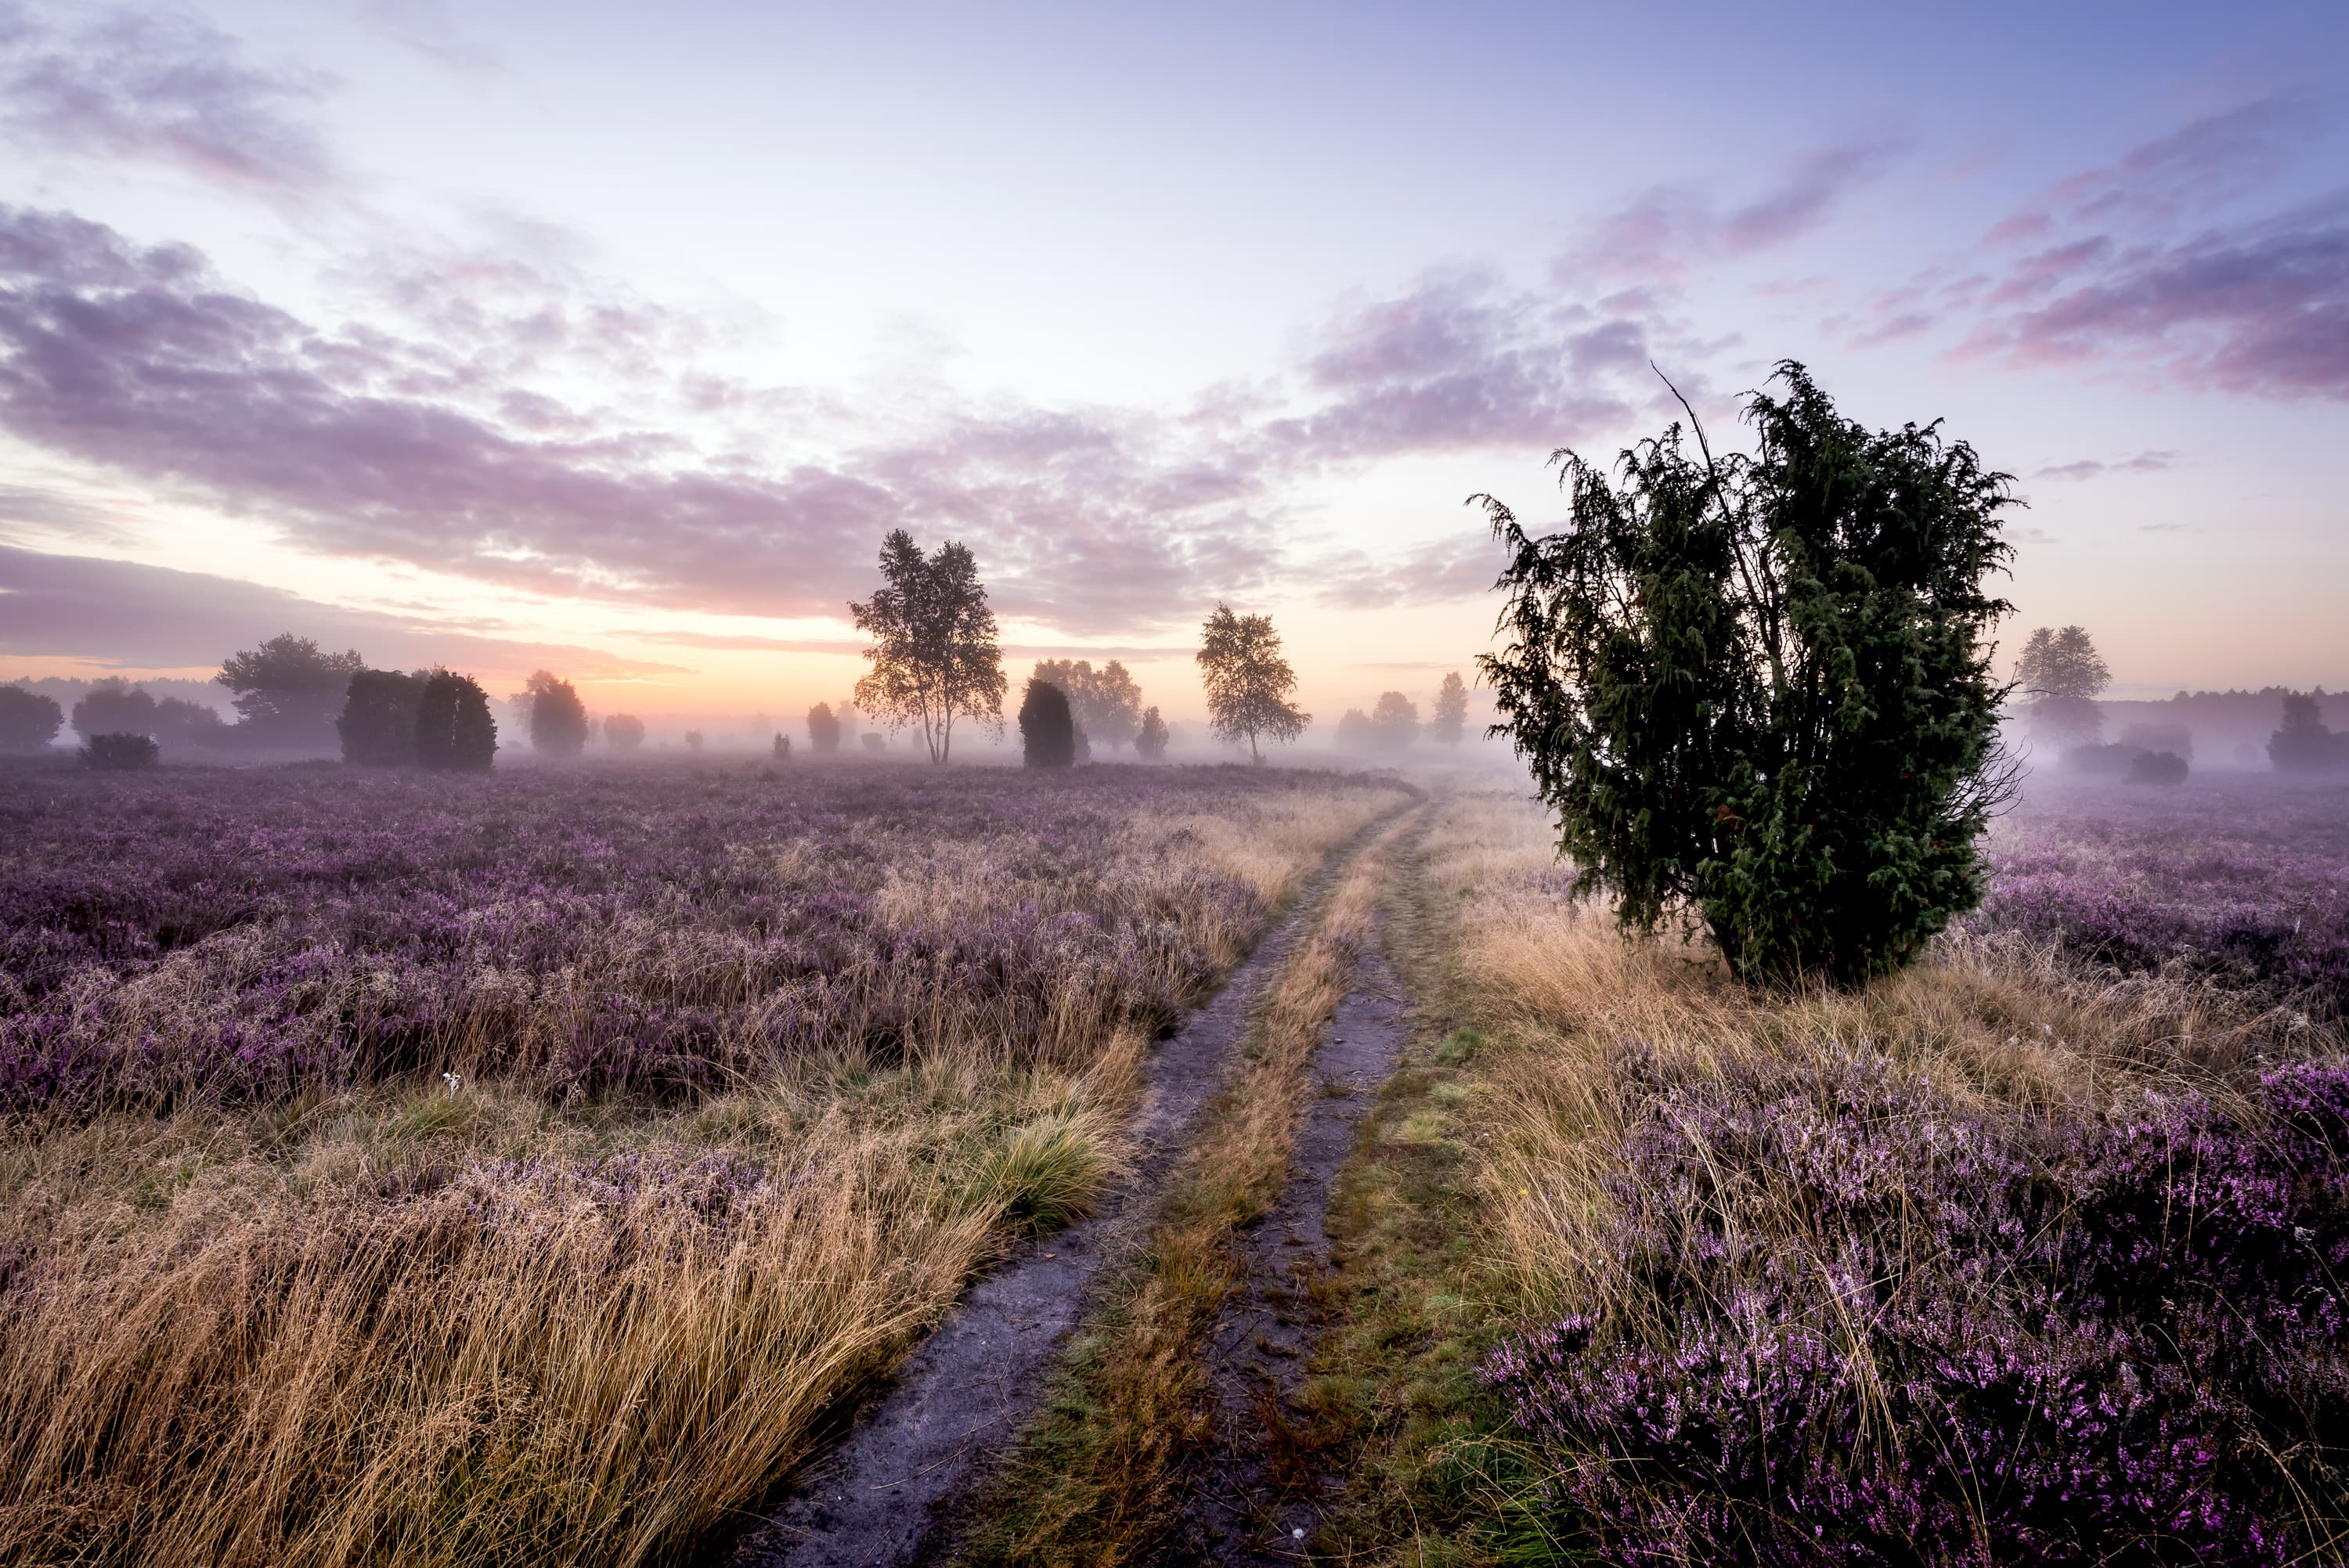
[728,816,1400,1568]
[1164,921,1415,1564]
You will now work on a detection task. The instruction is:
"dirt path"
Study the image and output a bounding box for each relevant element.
[1166,920,1416,1564]
[729,813,1403,1568]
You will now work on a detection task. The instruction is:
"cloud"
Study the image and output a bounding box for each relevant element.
[1557,138,1907,285]
[1315,528,1512,611]
[2031,451,2175,481]
[0,543,682,677]
[0,6,335,189]
[1990,94,2322,242]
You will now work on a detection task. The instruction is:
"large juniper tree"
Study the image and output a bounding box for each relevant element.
[1478,362,2017,986]
[849,531,1006,764]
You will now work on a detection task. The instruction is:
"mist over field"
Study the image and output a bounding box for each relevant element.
[2,2,2345,1565]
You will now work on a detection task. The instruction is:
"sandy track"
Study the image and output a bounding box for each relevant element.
[728,812,1403,1568]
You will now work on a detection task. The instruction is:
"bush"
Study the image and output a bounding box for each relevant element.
[2270,693,2349,773]
[772,732,792,761]
[1135,705,1168,760]
[1478,361,2017,986]
[337,669,426,766]
[524,671,590,757]
[1019,679,1076,768]
[78,732,159,770]
[806,702,842,754]
[604,712,645,751]
[415,671,496,772]
[2063,741,2141,777]
[0,684,63,752]
[858,732,883,754]
[2128,748,2188,784]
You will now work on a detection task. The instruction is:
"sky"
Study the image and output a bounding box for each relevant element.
[0,0,2344,730]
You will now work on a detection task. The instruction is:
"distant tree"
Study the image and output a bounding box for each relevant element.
[850,530,1008,764]
[1478,361,2017,987]
[1336,707,1375,749]
[337,669,427,766]
[684,729,705,753]
[1020,678,1077,768]
[860,731,885,754]
[2015,625,2109,747]
[2127,749,2188,785]
[216,633,365,747]
[604,712,646,751]
[2269,693,2349,773]
[79,732,158,770]
[806,701,842,754]
[1431,671,1469,744]
[1135,705,1170,760]
[1033,658,1144,749]
[1371,690,1420,750]
[773,731,792,761]
[1197,604,1310,762]
[70,678,158,739]
[152,696,226,751]
[415,671,496,771]
[524,671,590,756]
[0,684,63,752]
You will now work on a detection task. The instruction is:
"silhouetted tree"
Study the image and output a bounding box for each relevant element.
[1020,678,1077,768]
[806,701,842,754]
[337,669,426,766]
[850,530,1007,763]
[1135,705,1169,760]
[604,712,646,751]
[1197,604,1309,762]
[1478,361,2017,987]
[2269,693,2349,773]
[217,633,365,748]
[2015,625,2109,747]
[523,670,590,756]
[80,733,159,770]
[153,697,225,751]
[773,731,792,760]
[0,684,63,752]
[416,671,496,771]
[70,678,158,741]
[860,731,885,753]
[1032,658,1143,749]
[1431,671,1468,744]
[1336,707,1375,749]
[1372,690,1420,750]
[684,729,705,753]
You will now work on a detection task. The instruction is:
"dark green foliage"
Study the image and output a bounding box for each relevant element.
[337,670,426,766]
[0,684,63,752]
[79,732,159,770]
[1019,679,1077,768]
[2128,749,2189,784]
[524,670,590,756]
[414,671,496,772]
[215,633,365,747]
[806,702,841,754]
[1478,362,2017,987]
[1135,705,1169,760]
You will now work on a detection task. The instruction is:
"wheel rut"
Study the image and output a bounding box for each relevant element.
[728,811,1404,1568]
[1167,917,1415,1565]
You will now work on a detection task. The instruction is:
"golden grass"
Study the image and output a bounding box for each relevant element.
[961,814,1413,1567]
[0,782,1402,1568]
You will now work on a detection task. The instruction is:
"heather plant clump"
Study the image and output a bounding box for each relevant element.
[1485,1049,2349,1565]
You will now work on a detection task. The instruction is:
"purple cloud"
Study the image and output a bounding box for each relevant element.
[1315,528,1513,611]
[2032,452,2175,481]
[0,7,334,189]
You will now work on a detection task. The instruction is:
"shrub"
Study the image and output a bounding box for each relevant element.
[2128,748,2188,784]
[1019,679,1077,768]
[415,671,496,771]
[1485,1053,2349,1565]
[772,732,792,761]
[1135,705,1169,760]
[78,732,159,770]
[337,669,425,766]
[604,712,646,751]
[0,684,63,752]
[2063,741,2141,777]
[524,670,590,756]
[1478,361,2017,986]
[2269,693,2349,773]
[806,701,842,754]
[858,732,883,754]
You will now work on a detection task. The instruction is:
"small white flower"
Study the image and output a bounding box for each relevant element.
[442,1071,462,1096]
